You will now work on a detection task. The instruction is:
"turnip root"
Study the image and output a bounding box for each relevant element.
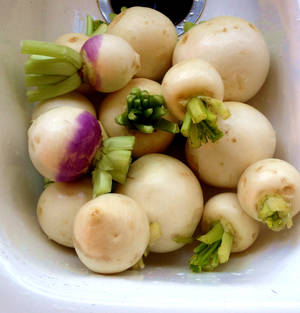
[21,34,140,101]
[238,159,300,231]
[73,193,149,274]
[185,101,276,188]
[162,58,229,147]
[107,6,177,81]
[28,106,101,182]
[37,178,93,247]
[190,193,260,272]
[98,78,178,157]
[32,91,96,120]
[173,16,270,102]
[116,154,203,253]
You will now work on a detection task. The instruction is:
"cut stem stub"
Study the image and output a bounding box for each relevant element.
[92,136,135,198]
[189,222,233,273]
[258,193,292,231]
[181,96,230,148]
[115,87,179,135]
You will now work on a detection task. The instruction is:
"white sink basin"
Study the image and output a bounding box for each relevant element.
[1,0,300,312]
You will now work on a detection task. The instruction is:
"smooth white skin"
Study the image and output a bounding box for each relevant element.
[85,34,141,93]
[55,33,89,53]
[37,179,93,247]
[32,92,96,120]
[55,33,93,94]
[73,193,150,274]
[107,6,177,81]
[28,107,92,181]
[173,16,270,102]
[116,154,203,253]
[185,102,276,188]
[98,78,176,157]
[237,158,300,221]
[162,58,224,121]
[201,193,260,253]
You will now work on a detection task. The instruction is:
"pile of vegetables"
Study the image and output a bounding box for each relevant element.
[22,7,300,275]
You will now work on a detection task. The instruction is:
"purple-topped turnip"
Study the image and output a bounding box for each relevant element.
[21,33,140,101]
[28,106,101,182]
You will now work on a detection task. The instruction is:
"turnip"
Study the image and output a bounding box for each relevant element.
[116,154,203,253]
[185,101,276,188]
[28,106,101,182]
[32,91,96,120]
[37,178,93,247]
[190,193,260,272]
[98,78,178,157]
[238,159,300,231]
[173,16,270,102]
[162,58,229,147]
[73,193,149,274]
[21,33,140,101]
[107,6,177,81]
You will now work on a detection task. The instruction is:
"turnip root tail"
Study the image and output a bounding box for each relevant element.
[189,222,233,272]
[115,87,179,134]
[258,194,292,231]
[181,96,230,148]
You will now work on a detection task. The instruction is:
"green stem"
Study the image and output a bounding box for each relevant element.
[197,222,224,244]
[189,222,233,273]
[86,15,94,36]
[21,40,82,69]
[218,231,233,263]
[26,72,81,102]
[149,222,162,245]
[258,193,292,231]
[103,136,135,153]
[184,21,196,32]
[25,74,67,86]
[25,58,77,76]
[92,23,108,36]
[181,96,230,148]
[115,87,179,135]
[92,169,112,198]
[92,136,135,194]
[187,97,207,123]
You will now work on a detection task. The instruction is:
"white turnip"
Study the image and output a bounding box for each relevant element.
[238,158,300,231]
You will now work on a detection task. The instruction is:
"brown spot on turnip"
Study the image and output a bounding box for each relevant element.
[37,206,43,216]
[69,36,79,43]
[34,136,40,144]
[251,232,257,239]
[242,176,247,186]
[231,138,237,143]
[181,34,189,45]
[248,23,258,31]
[113,233,120,238]
[256,165,264,172]
[144,20,149,25]
[163,29,167,35]
[220,162,224,166]
[223,27,227,32]
[234,25,239,30]
[282,185,295,196]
